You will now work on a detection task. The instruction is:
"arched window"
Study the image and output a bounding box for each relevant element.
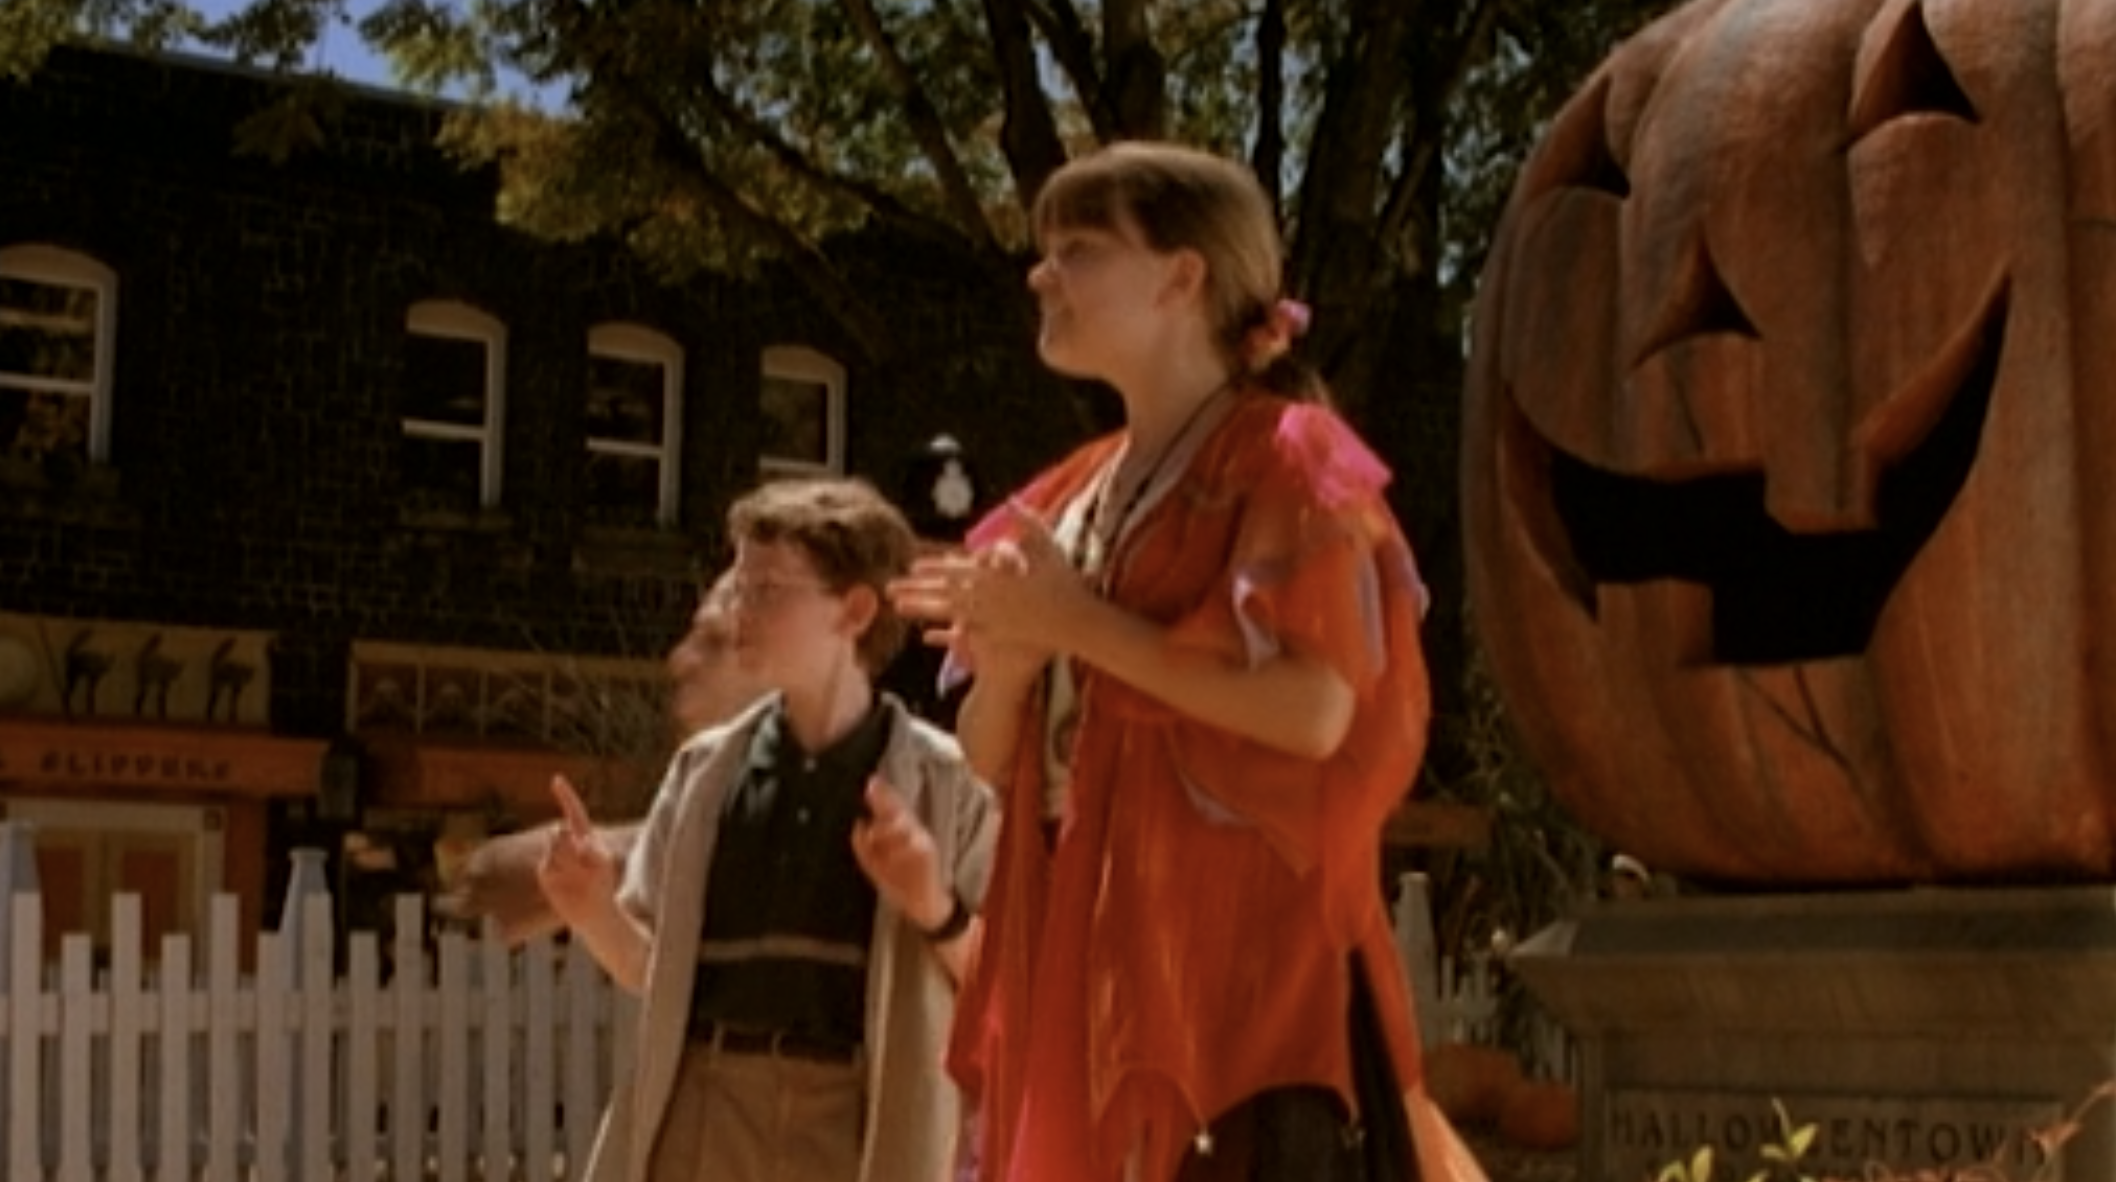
[759,345,845,477]
[585,323,684,526]
[403,300,506,513]
[0,245,118,469]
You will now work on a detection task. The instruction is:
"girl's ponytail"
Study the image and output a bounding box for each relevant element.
[1234,298,1331,405]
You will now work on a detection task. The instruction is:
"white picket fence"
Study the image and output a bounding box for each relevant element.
[0,869,1532,1182]
[1394,872,1574,1082]
[0,889,633,1182]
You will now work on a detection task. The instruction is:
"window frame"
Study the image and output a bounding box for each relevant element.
[585,322,685,527]
[403,300,506,511]
[759,344,846,478]
[0,244,119,466]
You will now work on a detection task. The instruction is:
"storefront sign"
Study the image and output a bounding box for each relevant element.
[0,720,320,796]
[1605,1089,2064,1182]
[27,747,233,785]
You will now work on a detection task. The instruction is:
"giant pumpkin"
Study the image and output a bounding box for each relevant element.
[1463,0,2116,884]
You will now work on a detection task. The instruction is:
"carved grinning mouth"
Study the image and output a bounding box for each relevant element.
[1508,283,2004,666]
[1496,0,2003,667]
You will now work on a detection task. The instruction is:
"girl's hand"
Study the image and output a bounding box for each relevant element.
[850,777,952,932]
[889,550,981,647]
[955,502,1094,654]
[890,531,1057,684]
[536,776,621,930]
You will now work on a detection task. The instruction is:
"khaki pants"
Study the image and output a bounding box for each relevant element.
[647,1043,866,1182]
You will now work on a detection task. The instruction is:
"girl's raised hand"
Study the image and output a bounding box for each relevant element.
[889,534,1056,686]
[958,501,1091,652]
[888,550,979,648]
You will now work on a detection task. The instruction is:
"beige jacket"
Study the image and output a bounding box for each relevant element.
[584,696,998,1182]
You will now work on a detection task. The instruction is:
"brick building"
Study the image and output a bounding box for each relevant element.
[0,45,1074,955]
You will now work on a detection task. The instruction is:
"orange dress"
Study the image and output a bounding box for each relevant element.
[949,393,1438,1182]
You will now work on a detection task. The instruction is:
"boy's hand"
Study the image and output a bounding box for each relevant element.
[851,777,952,932]
[537,775,621,929]
[440,827,569,945]
[443,819,647,946]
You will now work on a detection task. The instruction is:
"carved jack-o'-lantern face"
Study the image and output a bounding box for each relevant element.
[1463,0,2116,884]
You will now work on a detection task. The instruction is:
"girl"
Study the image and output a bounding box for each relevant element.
[892,143,1481,1182]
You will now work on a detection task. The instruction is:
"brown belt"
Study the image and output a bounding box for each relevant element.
[692,1021,862,1065]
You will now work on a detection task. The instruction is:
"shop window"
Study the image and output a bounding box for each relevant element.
[585,323,683,527]
[0,244,117,475]
[759,344,845,477]
[348,641,665,750]
[403,300,505,515]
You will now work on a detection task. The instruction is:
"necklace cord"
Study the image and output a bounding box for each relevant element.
[1073,381,1235,581]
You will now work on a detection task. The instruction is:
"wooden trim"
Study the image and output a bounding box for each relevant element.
[362,739,659,819]
[1385,800,1493,851]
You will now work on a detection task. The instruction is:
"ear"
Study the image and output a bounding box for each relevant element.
[1158,248,1208,308]
[839,583,882,646]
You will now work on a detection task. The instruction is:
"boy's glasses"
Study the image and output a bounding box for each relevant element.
[724,577,832,612]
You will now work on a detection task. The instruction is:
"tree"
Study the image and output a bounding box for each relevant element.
[1,0,1675,778]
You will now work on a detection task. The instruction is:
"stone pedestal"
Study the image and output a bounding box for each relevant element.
[1511,887,2116,1181]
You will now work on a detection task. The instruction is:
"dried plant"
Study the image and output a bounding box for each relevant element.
[1420,628,1607,1072]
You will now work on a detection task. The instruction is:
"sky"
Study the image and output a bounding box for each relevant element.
[189,0,401,88]
[180,0,561,107]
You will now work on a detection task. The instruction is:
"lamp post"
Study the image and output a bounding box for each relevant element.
[899,434,980,546]
[887,435,981,723]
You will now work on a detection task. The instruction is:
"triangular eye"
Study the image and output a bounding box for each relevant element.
[1523,75,1632,201]
[1848,0,1979,142]
[1634,236,1757,365]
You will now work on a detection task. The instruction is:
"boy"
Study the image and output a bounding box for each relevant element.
[442,572,771,945]
[541,478,996,1182]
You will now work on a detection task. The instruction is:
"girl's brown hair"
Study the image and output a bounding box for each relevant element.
[1032,141,1326,402]
[727,478,917,674]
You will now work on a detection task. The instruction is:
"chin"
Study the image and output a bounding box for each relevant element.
[1036,333,1093,379]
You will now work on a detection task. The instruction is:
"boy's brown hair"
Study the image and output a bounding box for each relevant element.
[726,477,917,673]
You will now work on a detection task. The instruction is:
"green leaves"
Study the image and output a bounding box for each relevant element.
[232,76,346,161]
[0,0,210,78]
[1746,1099,1821,1182]
[197,0,339,68]
[360,0,498,95]
[0,0,1682,304]
[0,0,1688,446]
[1651,1099,1821,1182]
[0,0,78,81]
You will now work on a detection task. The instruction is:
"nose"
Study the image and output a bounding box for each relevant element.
[1027,258,1056,292]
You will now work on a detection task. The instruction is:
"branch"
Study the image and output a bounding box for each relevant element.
[610,77,899,362]
[981,0,1071,207]
[1101,0,1165,138]
[837,0,1002,254]
[1251,0,1286,216]
[688,62,966,250]
[1022,0,1113,141]
[1291,0,1415,268]
[1377,0,1505,260]
[538,0,898,361]
[1286,0,1418,381]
